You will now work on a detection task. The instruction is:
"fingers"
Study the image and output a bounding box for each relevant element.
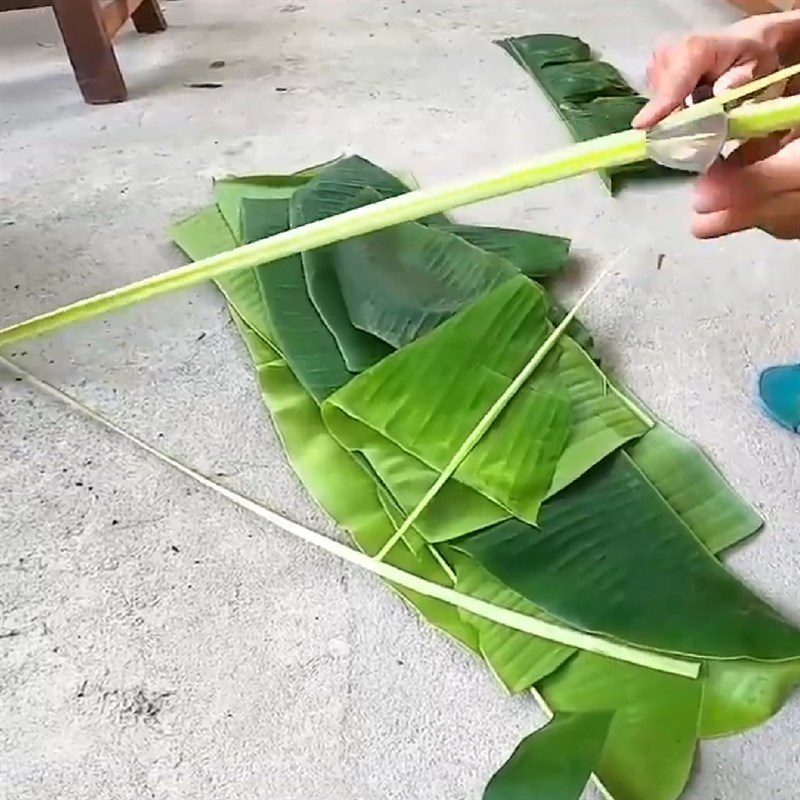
[633,43,711,128]
[692,204,756,239]
[712,60,761,94]
[633,36,722,128]
[692,161,747,215]
[632,95,685,129]
[692,140,800,240]
[693,139,800,215]
[742,138,800,194]
[632,34,778,130]
[693,191,800,240]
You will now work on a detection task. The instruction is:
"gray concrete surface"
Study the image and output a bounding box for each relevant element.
[1,1,799,799]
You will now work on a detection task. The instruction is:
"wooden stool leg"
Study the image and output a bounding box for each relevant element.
[132,0,167,34]
[51,0,126,104]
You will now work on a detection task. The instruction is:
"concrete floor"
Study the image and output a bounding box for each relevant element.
[1,1,799,799]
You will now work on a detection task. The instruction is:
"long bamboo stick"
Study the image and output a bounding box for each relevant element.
[0,354,701,679]
[0,81,797,349]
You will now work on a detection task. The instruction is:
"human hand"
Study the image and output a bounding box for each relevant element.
[691,132,800,240]
[632,19,781,129]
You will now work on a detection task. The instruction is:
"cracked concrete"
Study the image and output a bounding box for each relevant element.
[1,1,799,799]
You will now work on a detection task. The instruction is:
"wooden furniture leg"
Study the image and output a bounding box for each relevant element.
[131,0,167,34]
[51,0,127,104]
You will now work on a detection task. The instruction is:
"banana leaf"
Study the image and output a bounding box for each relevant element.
[227,158,573,387]
[231,182,589,548]
[536,61,634,105]
[451,550,576,692]
[233,314,479,653]
[290,156,573,369]
[326,188,518,349]
[449,420,767,696]
[224,171,604,544]
[483,711,613,800]
[291,155,571,274]
[545,335,648,496]
[214,172,315,242]
[323,276,648,541]
[497,33,591,71]
[174,206,800,800]
[212,167,364,401]
[290,157,433,371]
[699,658,800,738]
[499,649,800,800]
[538,654,703,800]
[436,223,570,279]
[455,452,800,660]
[507,656,800,800]
[241,196,355,401]
[627,425,763,553]
[497,34,675,193]
[323,275,570,533]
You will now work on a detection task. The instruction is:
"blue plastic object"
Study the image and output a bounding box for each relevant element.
[758,364,800,434]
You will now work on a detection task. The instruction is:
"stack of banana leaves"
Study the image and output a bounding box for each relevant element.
[498,33,678,192]
[170,154,800,800]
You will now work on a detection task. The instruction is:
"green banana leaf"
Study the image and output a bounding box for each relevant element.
[434,222,570,279]
[212,166,362,401]
[451,550,576,693]
[500,656,800,800]
[241,196,355,401]
[290,157,421,371]
[217,157,575,384]
[290,155,571,274]
[483,711,613,800]
[323,276,571,535]
[323,276,648,541]
[627,424,763,553]
[561,96,645,138]
[214,173,313,242]
[213,160,572,281]
[507,645,800,800]
[497,34,675,192]
[448,420,767,696]
[328,188,518,349]
[232,314,479,654]
[545,335,648,496]
[458,422,780,795]
[497,33,591,71]
[455,452,800,660]
[212,157,347,236]
[290,155,572,369]
[699,658,800,738]
[536,61,634,105]
[538,654,703,800]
